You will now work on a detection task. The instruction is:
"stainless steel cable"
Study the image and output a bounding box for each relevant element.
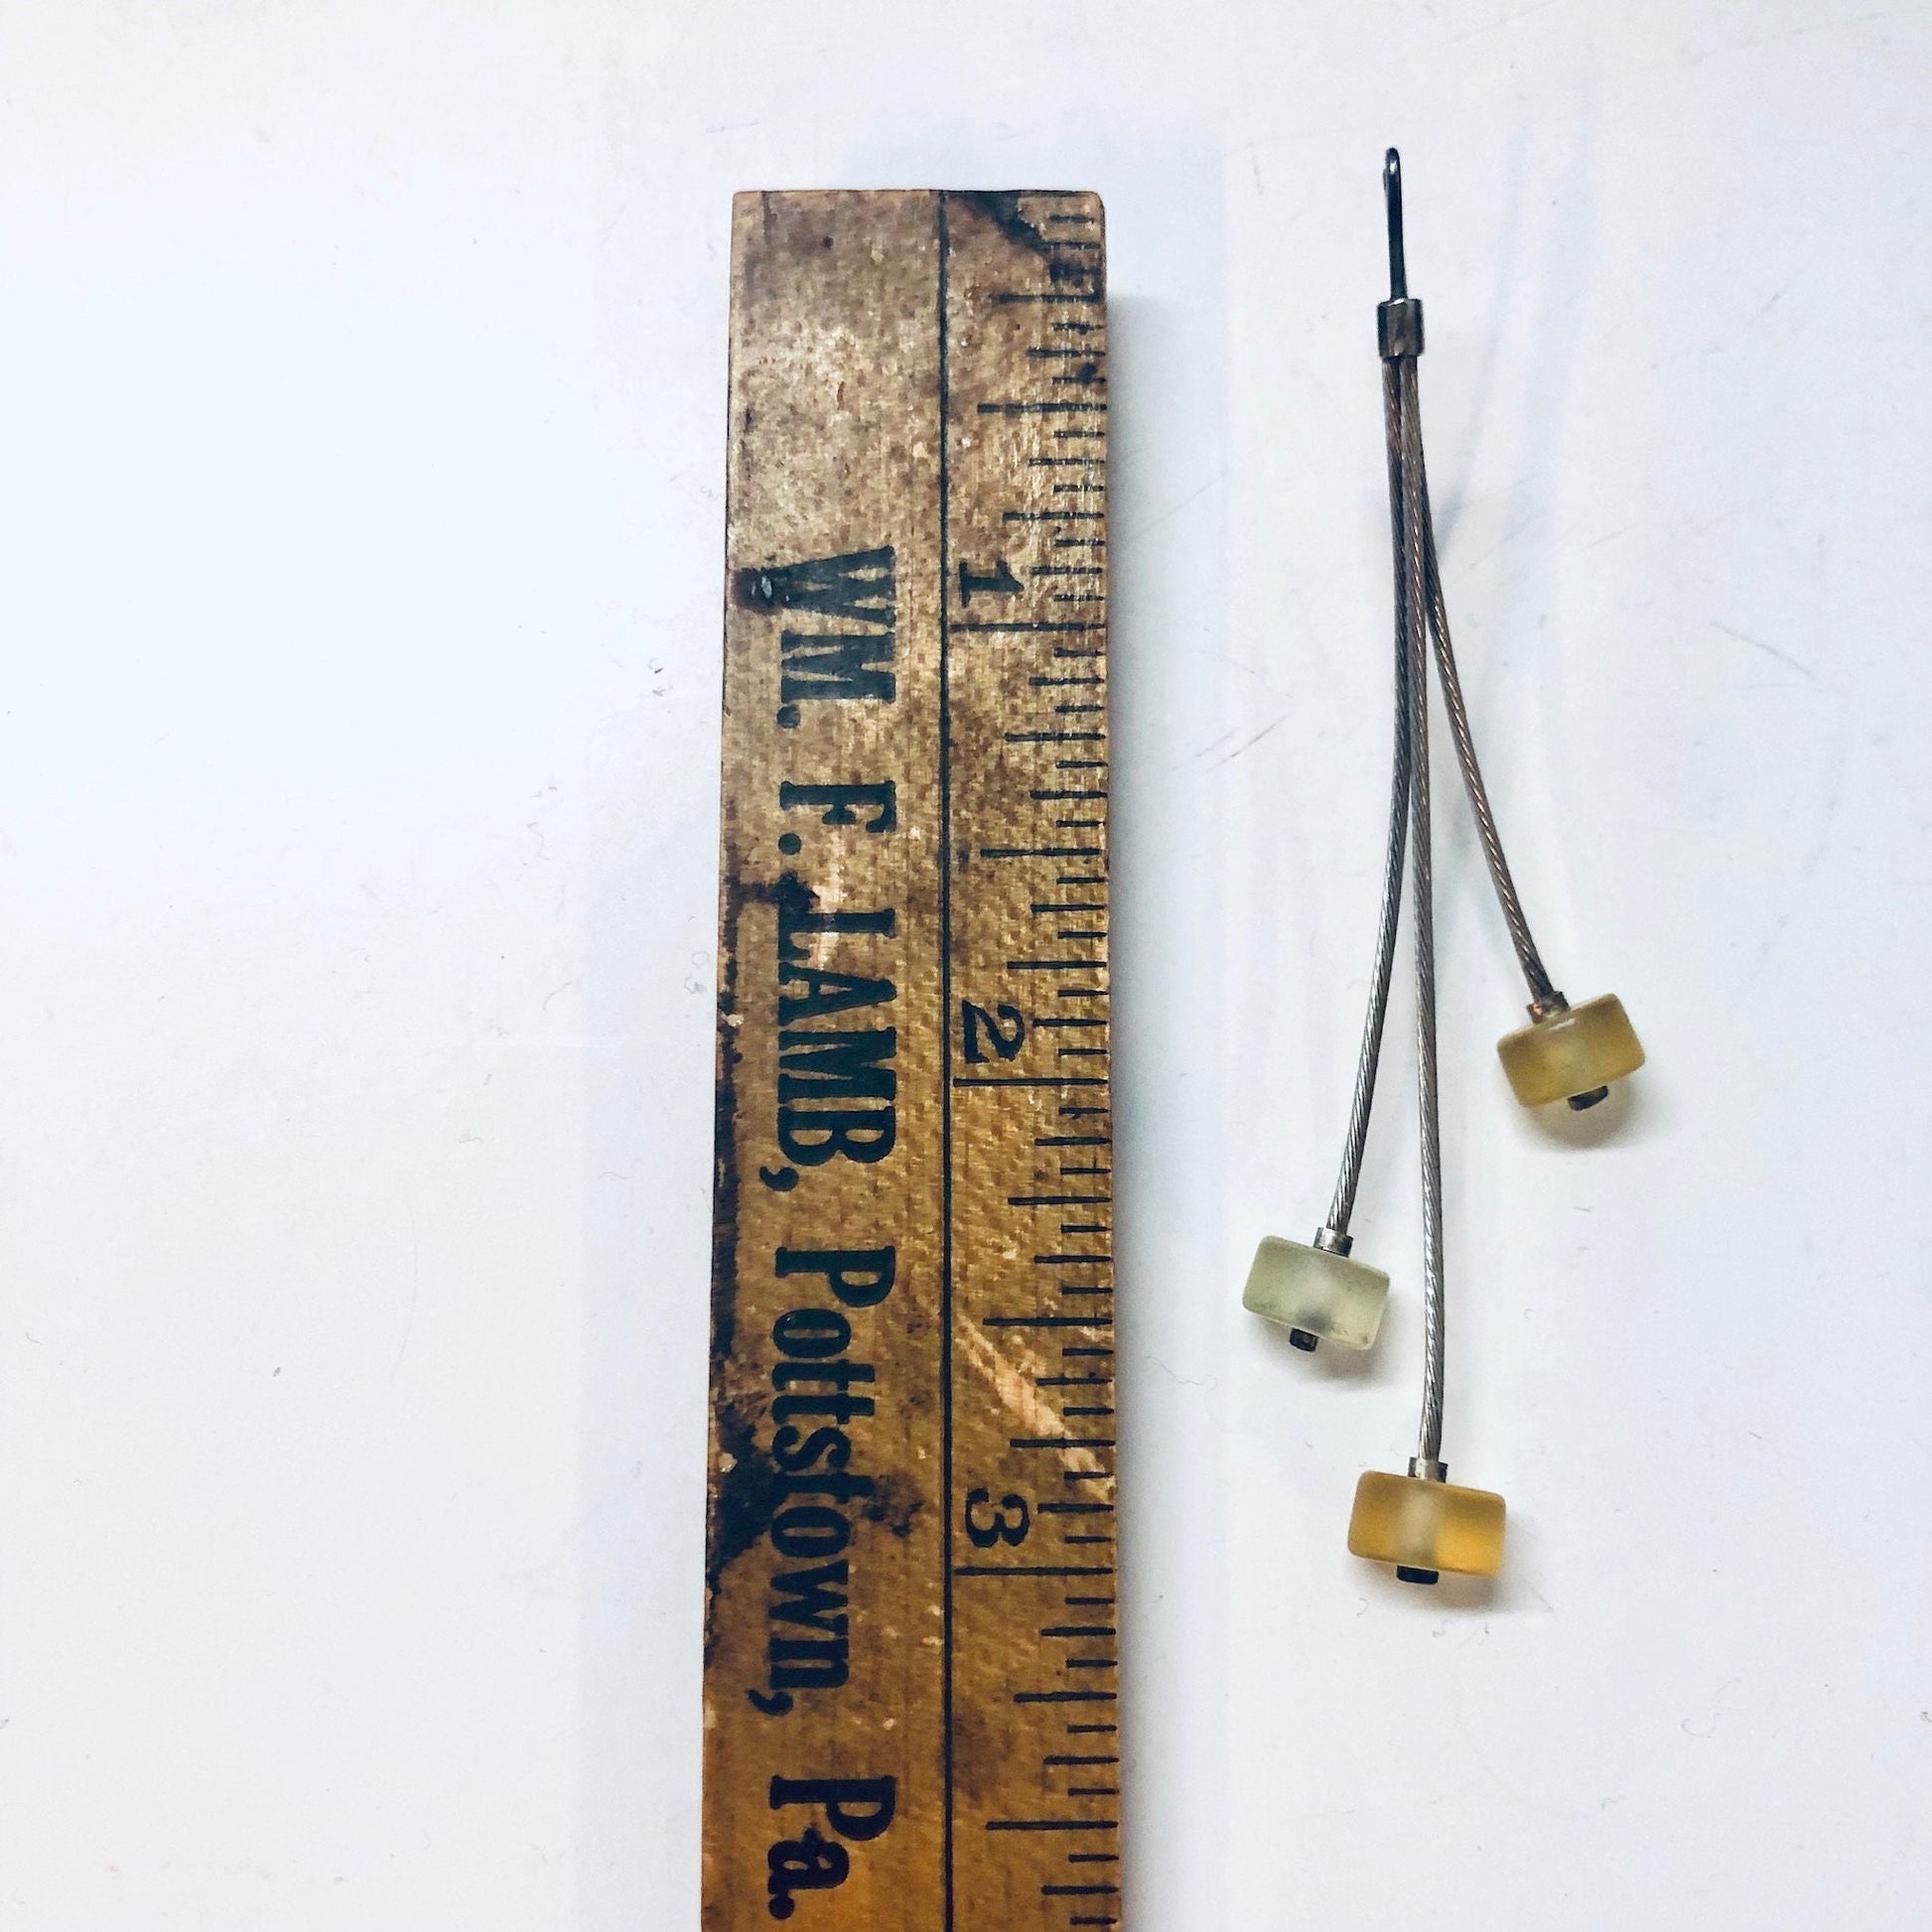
[1397,357,1447,1471]
[1414,448,1559,1009]
[1323,365,1413,1238]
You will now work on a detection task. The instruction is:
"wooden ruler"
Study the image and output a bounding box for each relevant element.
[706,190,1117,1932]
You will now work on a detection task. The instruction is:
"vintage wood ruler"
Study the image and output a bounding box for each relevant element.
[706,190,1118,1931]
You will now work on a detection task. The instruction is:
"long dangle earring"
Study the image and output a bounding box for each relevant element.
[1244,152,1646,1578]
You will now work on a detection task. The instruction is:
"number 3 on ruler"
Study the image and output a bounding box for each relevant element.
[962,1487,1032,1549]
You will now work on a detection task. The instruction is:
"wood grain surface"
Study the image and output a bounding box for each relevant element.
[707,189,1115,1932]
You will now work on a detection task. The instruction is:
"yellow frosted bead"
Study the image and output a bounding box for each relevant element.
[1242,1235,1389,1351]
[1347,1469,1506,1580]
[1496,992,1644,1108]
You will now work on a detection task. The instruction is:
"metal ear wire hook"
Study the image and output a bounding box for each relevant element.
[1377,152,1425,362]
[1384,147,1407,301]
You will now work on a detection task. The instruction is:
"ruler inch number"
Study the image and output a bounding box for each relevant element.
[707,190,1116,1932]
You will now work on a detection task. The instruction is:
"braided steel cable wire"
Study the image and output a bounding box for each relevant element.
[1395,358,1447,1470]
[1323,366,1414,1239]
[1415,449,1559,1010]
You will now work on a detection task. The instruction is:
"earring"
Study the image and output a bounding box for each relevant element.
[1249,153,1644,1582]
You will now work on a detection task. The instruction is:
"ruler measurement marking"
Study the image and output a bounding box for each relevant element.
[981,845,1102,858]
[950,194,1119,1926]
[987,1820,1121,1834]
[977,401,1107,415]
[984,1316,1114,1331]
[959,1565,1115,1579]
[953,1076,1107,1090]
[955,620,1101,631]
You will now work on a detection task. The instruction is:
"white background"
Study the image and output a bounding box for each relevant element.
[2,2,1927,1926]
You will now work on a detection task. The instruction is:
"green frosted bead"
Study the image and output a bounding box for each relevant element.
[1242,1235,1389,1351]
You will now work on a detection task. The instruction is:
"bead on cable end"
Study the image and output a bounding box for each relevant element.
[1347,1462,1506,1584]
[1243,1228,1390,1353]
[1496,991,1644,1111]
[1377,148,1425,360]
